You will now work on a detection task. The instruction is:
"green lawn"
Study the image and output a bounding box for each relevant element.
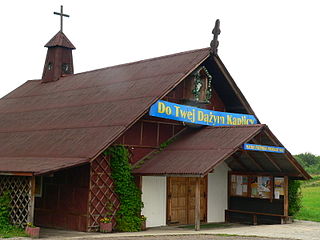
[295,176,320,222]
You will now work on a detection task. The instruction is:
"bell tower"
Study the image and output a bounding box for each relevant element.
[42,6,75,83]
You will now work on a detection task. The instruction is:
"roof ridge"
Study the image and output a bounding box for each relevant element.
[70,47,210,77]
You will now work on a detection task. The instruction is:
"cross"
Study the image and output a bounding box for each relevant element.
[54,5,70,32]
[210,19,221,55]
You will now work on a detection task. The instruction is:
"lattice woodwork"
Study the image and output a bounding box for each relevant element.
[0,176,31,227]
[88,155,120,231]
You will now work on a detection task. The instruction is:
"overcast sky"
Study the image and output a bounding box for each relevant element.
[0,0,319,155]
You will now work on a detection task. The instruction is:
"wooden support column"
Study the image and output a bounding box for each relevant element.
[284,176,289,217]
[195,177,201,231]
[28,176,36,224]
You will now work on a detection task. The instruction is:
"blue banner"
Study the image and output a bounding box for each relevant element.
[149,100,257,126]
[243,144,285,153]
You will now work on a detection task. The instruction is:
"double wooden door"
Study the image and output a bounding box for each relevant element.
[167,177,207,225]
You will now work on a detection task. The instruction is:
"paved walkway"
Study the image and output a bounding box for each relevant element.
[12,220,320,240]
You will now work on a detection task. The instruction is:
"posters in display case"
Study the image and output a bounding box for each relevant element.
[274,177,284,199]
[230,175,248,197]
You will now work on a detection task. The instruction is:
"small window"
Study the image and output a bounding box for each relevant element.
[48,62,52,71]
[62,63,71,74]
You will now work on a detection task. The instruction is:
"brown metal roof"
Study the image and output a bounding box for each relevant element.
[133,125,310,179]
[0,48,210,175]
[0,157,88,175]
[134,125,264,176]
[45,31,76,49]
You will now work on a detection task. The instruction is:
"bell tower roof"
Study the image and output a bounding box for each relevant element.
[45,31,76,49]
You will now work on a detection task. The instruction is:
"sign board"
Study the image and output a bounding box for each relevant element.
[243,143,285,153]
[149,100,257,127]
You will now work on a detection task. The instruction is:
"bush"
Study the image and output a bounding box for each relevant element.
[288,179,302,216]
[0,191,11,228]
[105,145,143,232]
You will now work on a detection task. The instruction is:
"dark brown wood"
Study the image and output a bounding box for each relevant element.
[250,138,283,172]
[230,171,301,177]
[264,152,283,172]
[195,177,201,231]
[210,19,221,55]
[284,176,289,216]
[253,214,257,225]
[225,209,285,217]
[227,172,231,210]
[244,151,265,171]
[231,156,250,171]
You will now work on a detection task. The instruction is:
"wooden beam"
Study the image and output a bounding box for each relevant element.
[250,138,283,172]
[244,151,265,171]
[284,176,289,217]
[28,176,36,224]
[230,171,301,177]
[264,152,283,172]
[195,177,201,231]
[230,156,250,171]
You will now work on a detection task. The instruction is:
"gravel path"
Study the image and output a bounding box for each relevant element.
[11,221,320,240]
[98,235,294,240]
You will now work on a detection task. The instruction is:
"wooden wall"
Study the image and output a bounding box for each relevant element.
[34,165,90,231]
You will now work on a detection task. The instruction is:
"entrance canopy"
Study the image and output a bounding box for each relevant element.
[133,125,310,180]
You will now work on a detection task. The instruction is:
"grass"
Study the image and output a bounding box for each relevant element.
[179,222,233,229]
[0,226,27,238]
[295,175,320,222]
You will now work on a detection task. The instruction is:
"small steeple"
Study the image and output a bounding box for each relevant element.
[42,6,75,83]
[210,19,221,55]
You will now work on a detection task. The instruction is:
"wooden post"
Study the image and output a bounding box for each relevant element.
[195,177,201,231]
[28,176,36,224]
[284,176,289,217]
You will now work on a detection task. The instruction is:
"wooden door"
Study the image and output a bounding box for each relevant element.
[167,177,207,225]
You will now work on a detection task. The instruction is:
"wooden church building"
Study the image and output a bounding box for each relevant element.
[0,9,310,232]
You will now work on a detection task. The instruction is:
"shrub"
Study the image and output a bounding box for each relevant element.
[0,191,11,228]
[288,179,302,216]
[104,145,143,232]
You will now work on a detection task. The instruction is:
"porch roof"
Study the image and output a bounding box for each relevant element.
[133,125,310,180]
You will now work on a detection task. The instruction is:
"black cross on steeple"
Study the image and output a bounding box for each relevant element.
[54,5,69,32]
[210,19,221,55]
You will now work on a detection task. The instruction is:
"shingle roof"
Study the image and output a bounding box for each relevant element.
[45,31,76,49]
[0,48,210,175]
[133,125,310,179]
[134,125,263,176]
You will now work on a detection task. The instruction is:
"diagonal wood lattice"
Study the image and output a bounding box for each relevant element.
[88,154,120,231]
[0,176,31,227]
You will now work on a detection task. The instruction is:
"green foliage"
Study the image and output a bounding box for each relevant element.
[288,179,302,216]
[0,225,27,238]
[0,191,11,228]
[0,191,26,238]
[295,153,320,174]
[104,145,143,232]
